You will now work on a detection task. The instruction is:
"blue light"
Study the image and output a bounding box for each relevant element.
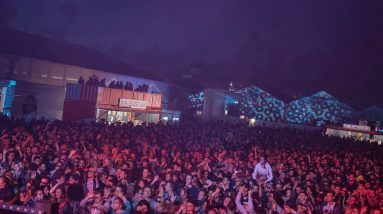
[234,85,285,122]
[286,91,354,124]
[187,88,355,125]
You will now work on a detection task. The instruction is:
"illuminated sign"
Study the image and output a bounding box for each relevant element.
[119,99,147,109]
[343,124,371,131]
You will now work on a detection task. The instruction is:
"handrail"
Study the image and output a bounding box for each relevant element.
[0,203,46,214]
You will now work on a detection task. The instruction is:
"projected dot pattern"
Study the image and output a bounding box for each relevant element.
[286,91,354,124]
[234,86,285,121]
[188,91,204,110]
[187,89,355,124]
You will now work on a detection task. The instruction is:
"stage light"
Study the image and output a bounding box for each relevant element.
[249,118,256,126]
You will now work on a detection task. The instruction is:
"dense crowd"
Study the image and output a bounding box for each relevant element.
[0,115,382,214]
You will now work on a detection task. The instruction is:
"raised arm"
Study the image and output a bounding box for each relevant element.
[235,188,247,214]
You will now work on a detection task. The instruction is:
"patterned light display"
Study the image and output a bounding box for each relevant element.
[286,91,354,124]
[234,86,285,122]
[188,88,355,124]
[188,91,204,110]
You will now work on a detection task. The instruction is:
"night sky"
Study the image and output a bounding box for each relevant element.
[2,0,383,109]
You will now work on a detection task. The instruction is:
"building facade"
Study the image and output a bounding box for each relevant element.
[0,54,170,121]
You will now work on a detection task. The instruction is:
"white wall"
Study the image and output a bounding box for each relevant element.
[12,81,65,120]
[0,55,170,99]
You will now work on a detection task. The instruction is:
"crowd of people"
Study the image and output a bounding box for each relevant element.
[0,114,382,214]
[78,76,149,92]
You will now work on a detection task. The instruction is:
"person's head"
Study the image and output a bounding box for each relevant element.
[112,197,125,211]
[40,176,50,187]
[79,159,86,168]
[341,187,348,196]
[135,188,144,198]
[364,182,371,190]
[142,168,150,179]
[136,200,151,214]
[285,188,292,197]
[336,176,342,184]
[69,174,80,184]
[106,175,118,187]
[222,176,230,186]
[297,203,309,214]
[180,187,188,199]
[324,191,335,203]
[142,159,149,168]
[165,173,172,181]
[25,146,32,154]
[298,192,307,202]
[184,199,196,214]
[165,182,174,193]
[143,186,152,199]
[35,189,44,201]
[103,186,113,198]
[207,209,218,214]
[87,168,96,179]
[104,159,112,167]
[223,197,233,208]
[197,190,205,201]
[260,157,266,165]
[348,195,359,208]
[94,189,103,202]
[55,187,64,200]
[32,146,39,154]
[348,173,356,183]
[117,169,127,180]
[186,174,192,185]
[284,201,296,213]
[115,185,126,197]
[33,155,42,165]
[12,162,22,172]
[39,163,47,172]
[155,202,165,213]
[333,186,340,194]
[7,151,15,161]
[345,207,360,214]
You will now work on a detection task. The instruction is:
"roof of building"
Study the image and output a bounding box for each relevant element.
[0,28,164,82]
